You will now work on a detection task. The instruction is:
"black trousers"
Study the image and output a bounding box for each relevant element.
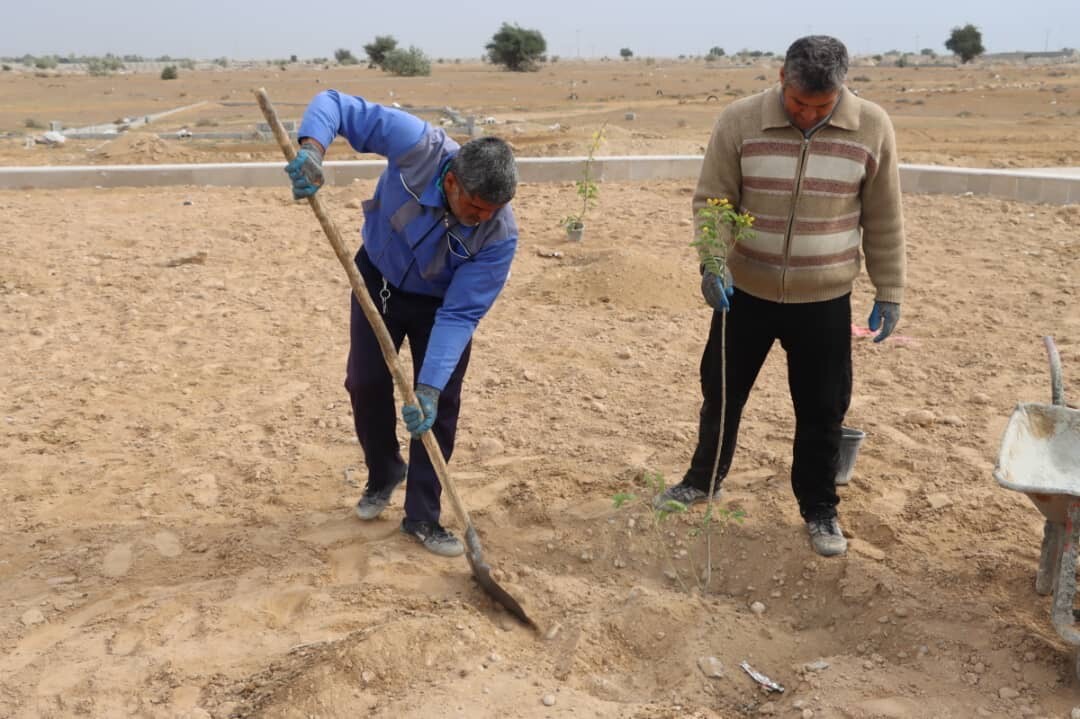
[684,289,852,521]
[345,247,471,524]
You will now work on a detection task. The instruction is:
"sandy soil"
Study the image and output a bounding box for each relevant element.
[2,61,1080,719]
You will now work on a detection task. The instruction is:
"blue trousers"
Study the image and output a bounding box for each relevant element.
[684,289,852,521]
[345,247,471,523]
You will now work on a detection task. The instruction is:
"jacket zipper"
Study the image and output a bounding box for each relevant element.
[780,135,812,303]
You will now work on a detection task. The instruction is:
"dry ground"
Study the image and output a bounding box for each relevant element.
[2,60,1080,719]
[2,58,1080,167]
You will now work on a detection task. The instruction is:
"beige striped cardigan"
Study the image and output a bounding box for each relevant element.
[695,85,906,304]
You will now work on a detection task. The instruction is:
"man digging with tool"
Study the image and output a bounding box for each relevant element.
[653,35,906,557]
[285,90,518,558]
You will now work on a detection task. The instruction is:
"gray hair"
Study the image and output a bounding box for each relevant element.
[783,35,849,94]
[450,136,518,205]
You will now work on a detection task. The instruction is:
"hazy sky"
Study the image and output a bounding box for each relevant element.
[6,0,1079,60]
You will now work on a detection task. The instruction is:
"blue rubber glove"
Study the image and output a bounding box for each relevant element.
[700,266,735,312]
[402,384,440,438]
[284,140,324,200]
[868,301,901,343]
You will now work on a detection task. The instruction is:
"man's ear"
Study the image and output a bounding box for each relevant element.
[443,170,458,194]
[779,67,786,86]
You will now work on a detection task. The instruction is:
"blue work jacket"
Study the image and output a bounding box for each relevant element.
[298,90,518,390]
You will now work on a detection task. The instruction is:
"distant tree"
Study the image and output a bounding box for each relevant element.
[707,46,725,58]
[945,24,985,63]
[363,35,398,69]
[382,46,431,76]
[161,65,178,80]
[920,48,935,56]
[485,23,546,72]
[334,48,359,65]
[620,47,633,60]
[289,54,297,63]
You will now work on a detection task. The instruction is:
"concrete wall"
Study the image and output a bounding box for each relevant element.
[2,157,1079,205]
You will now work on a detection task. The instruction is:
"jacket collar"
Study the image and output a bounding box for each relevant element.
[762,84,859,132]
[418,157,454,208]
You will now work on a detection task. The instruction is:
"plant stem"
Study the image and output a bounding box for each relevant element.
[644,502,690,593]
[702,311,727,592]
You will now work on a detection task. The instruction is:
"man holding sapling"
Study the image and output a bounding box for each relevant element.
[284,90,519,558]
[653,35,906,557]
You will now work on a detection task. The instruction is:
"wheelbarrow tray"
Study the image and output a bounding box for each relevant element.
[994,402,1080,523]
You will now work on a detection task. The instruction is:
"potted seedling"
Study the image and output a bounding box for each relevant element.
[561,123,606,242]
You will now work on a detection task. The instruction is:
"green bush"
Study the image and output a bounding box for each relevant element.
[382,46,431,77]
[485,22,546,71]
[946,23,985,63]
[363,35,398,69]
[334,48,359,65]
[87,55,124,76]
[161,65,178,80]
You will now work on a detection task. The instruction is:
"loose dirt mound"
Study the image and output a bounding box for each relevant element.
[91,131,196,163]
[527,247,696,310]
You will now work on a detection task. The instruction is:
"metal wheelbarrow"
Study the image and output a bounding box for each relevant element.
[994,337,1080,673]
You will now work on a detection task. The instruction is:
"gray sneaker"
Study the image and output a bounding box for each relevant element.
[355,466,406,520]
[806,517,848,557]
[651,481,721,511]
[400,519,465,558]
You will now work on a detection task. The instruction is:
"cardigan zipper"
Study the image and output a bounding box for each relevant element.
[780,135,811,303]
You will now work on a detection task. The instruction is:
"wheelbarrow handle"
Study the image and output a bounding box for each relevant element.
[1044,336,1065,407]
